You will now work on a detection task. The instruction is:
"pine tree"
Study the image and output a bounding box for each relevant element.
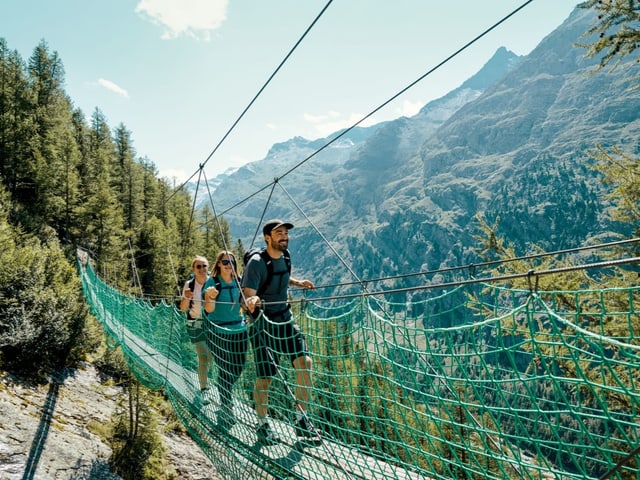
[27,40,82,234]
[136,216,180,297]
[0,39,36,212]
[78,108,126,276]
[0,184,87,375]
[113,124,144,233]
[139,157,161,223]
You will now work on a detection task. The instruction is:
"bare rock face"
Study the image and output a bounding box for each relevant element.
[0,364,220,480]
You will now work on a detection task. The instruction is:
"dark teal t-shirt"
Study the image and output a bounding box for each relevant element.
[241,253,290,316]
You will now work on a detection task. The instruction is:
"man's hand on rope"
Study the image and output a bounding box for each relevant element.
[291,278,315,290]
[245,295,262,321]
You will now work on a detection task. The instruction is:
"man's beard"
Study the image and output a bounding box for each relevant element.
[270,239,288,252]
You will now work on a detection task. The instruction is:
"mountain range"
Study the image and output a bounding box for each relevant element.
[193,7,640,293]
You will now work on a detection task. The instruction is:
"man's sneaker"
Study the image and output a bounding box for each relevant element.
[256,422,280,446]
[294,417,322,446]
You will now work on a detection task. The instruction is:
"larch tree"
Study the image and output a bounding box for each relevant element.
[578,0,640,265]
[579,0,640,72]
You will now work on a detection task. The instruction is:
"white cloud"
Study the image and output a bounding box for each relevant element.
[97,79,129,98]
[303,100,423,139]
[305,111,378,138]
[135,0,228,41]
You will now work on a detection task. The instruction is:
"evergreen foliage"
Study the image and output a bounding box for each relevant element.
[91,322,179,480]
[0,37,233,477]
[0,37,233,307]
[591,144,640,236]
[110,379,173,480]
[0,184,87,375]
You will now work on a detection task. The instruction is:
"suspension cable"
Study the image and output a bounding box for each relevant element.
[137,239,640,305]
[273,256,640,307]
[308,236,640,292]
[167,0,335,204]
[218,0,539,215]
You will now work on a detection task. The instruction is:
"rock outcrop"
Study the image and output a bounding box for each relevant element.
[0,363,220,480]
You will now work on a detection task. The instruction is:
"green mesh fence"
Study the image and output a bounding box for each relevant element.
[78,258,640,480]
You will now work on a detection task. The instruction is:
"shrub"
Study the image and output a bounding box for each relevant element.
[0,214,87,377]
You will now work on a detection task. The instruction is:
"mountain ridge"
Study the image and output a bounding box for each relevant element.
[199,7,639,289]
[201,45,523,246]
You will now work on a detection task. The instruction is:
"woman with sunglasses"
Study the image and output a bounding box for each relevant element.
[180,255,213,408]
[203,250,248,429]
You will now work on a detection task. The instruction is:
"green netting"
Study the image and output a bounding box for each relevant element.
[78,258,640,480]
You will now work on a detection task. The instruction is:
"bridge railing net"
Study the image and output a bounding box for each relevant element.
[79,259,640,480]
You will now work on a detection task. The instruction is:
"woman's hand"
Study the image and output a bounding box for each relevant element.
[205,287,219,301]
[203,287,219,313]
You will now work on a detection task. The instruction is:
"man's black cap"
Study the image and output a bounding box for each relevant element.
[263,219,294,236]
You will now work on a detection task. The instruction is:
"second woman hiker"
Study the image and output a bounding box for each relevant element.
[180,255,213,407]
[203,250,248,428]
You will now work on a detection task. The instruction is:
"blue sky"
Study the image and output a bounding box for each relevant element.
[1,1,579,182]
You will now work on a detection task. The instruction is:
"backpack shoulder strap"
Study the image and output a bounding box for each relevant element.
[186,276,197,315]
[282,249,291,274]
[257,249,272,297]
[258,248,272,267]
[212,275,222,292]
[255,248,291,296]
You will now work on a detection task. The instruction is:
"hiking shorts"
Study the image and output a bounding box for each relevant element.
[186,319,207,344]
[250,318,308,378]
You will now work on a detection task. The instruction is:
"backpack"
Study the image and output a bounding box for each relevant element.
[186,272,217,311]
[189,275,221,295]
[243,247,291,297]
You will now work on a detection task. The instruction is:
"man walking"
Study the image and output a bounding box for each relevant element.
[242,219,320,446]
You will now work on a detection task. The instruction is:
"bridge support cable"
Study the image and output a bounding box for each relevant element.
[167,1,336,204]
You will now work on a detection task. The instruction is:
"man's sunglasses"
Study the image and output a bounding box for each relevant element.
[195,264,208,270]
[221,259,236,266]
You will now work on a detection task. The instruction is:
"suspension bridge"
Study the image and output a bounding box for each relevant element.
[78,247,640,480]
